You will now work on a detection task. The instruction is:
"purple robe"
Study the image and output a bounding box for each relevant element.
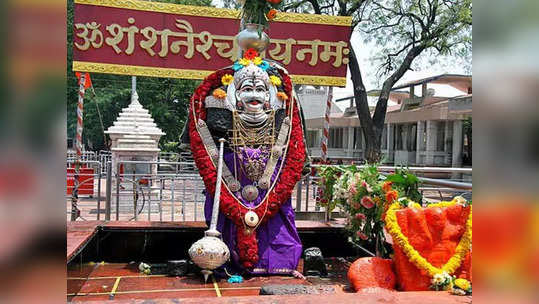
[204,147,302,275]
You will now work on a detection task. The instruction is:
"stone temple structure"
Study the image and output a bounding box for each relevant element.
[105,91,164,177]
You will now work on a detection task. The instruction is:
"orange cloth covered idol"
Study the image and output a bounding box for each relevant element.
[391,203,472,291]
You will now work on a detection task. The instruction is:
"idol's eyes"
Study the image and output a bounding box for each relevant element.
[241,85,254,92]
[255,86,266,93]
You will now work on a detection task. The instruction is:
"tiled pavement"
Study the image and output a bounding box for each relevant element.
[67,262,347,302]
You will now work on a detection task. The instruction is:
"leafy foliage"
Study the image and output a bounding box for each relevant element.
[317,164,423,257]
[242,0,283,27]
[385,167,422,204]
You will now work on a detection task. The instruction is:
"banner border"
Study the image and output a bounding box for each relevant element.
[74,0,352,27]
[73,61,347,87]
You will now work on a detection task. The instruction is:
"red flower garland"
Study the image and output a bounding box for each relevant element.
[188,67,305,268]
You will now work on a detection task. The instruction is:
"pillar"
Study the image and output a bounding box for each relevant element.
[444,121,452,165]
[425,120,438,165]
[452,120,463,168]
[416,121,424,164]
[387,123,394,163]
[347,127,354,157]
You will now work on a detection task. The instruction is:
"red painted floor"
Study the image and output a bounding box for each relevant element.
[67,222,471,303]
[67,262,470,303]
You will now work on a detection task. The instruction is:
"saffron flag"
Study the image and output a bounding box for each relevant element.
[75,72,92,89]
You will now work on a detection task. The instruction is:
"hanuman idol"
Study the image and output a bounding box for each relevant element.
[182,41,308,275]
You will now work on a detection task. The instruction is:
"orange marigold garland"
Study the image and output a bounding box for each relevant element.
[188,67,305,269]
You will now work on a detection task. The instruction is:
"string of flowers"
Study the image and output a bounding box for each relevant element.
[384,196,472,292]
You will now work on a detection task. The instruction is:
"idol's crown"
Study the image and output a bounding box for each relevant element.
[234,63,270,88]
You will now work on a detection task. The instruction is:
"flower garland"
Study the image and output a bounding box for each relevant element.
[188,65,305,269]
[385,197,472,290]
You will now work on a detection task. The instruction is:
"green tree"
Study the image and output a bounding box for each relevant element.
[275,0,471,163]
[67,0,212,151]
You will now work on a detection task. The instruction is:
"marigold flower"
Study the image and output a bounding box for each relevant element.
[253,57,263,65]
[382,181,393,193]
[212,88,227,99]
[360,196,375,209]
[244,48,258,60]
[386,190,398,203]
[277,92,288,100]
[238,58,251,66]
[269,75,282,86]
[221,74,233,86]
[266,0,282,4]
[266,9,278,21]
[454,278,471,291]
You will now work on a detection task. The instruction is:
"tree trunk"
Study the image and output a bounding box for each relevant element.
[348,47,380,164]
[364,131,382,164]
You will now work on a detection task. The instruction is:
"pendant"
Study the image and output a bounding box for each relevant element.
[241,185,259,202]
[244,210,259,227]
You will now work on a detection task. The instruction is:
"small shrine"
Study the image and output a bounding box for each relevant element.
[105,91,164,176]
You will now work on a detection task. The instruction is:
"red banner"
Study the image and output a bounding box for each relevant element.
[72,0,352,86]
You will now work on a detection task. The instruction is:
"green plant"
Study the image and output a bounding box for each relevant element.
[385,167,423,204]
[316,164,424,258]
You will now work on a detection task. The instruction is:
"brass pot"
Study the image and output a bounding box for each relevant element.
[235,23,270,53]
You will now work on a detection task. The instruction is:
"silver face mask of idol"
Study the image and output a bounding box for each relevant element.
[235,78,270,115]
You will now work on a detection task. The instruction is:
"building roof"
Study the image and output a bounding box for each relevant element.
[392,74,471,92]
[336,74,472,102]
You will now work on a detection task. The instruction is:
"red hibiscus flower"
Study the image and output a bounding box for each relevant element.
[244,48,258,60]
[361,196,375,209]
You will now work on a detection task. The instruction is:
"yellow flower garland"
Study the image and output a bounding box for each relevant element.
[385,197,472,278]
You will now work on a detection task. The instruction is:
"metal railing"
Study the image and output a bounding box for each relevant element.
[67,160,472,222]
[66,160,104,220]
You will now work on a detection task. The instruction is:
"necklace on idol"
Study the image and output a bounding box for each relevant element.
[230,109,277,231]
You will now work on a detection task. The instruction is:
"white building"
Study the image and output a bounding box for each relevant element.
[302,74,472,167]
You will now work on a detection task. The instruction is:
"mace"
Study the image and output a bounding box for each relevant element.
[188,138,230,283]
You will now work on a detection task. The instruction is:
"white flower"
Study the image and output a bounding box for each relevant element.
[432,273,445,285]
[431,272,451,286]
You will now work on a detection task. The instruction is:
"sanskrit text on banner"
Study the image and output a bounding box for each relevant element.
[72,0,352,86]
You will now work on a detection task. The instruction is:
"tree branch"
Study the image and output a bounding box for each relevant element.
[282,0,310,12]
[306,0,322,14]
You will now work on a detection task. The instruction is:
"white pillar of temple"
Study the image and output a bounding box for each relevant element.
[444,121,452,165]
[347,127,354,157]
[387,123,394,163]
[452,120,463,168]
[425,120,438,165]
[416,120,424,164]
